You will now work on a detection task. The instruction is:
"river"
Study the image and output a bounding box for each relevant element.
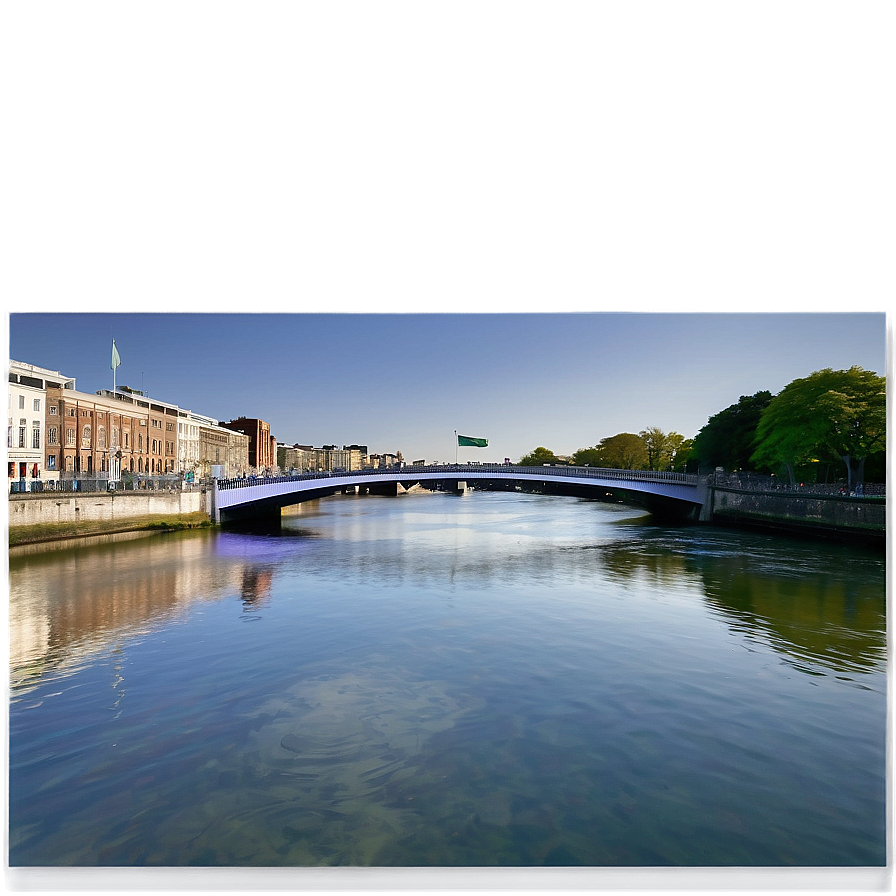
[7,490,887,869]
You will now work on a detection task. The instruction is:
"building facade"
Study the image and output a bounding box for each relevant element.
[220,417,273,470]
[8,360,76,487]
[44,387,181,480]
[196,415,250,479]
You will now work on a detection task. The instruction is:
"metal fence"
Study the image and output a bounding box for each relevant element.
[708,471,885,498]
[216,463,699,491]
[10,475,204,494]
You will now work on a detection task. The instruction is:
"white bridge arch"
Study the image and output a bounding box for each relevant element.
[211,464,707,525]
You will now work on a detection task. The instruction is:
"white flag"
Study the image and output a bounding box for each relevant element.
[111,340,121,370]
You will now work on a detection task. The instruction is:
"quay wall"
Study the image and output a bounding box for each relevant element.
[8,491,212,545]
[9,491,206,526]
[705,485,885,541]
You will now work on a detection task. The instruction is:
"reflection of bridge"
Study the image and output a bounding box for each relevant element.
[212,464,706,526]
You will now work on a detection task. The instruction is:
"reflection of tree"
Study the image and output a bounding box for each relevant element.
[595,536,885,675]
[697,555,884,674]
[594,539,701,589]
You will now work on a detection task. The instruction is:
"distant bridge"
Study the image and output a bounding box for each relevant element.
[211,464,708,526]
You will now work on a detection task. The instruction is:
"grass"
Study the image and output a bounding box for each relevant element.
[8,512,215,547]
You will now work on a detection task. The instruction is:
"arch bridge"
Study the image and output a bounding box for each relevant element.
[211,464,708,526]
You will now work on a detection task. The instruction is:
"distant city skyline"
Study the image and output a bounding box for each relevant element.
[6,313,887,466]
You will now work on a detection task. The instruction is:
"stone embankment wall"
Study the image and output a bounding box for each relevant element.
[8,491,212,545]
[706,485,885,540]
[9,491,206,526]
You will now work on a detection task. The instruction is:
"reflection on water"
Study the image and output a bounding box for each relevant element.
[9,530,275,690]
[8,492,887,867]
[593,530,886,675]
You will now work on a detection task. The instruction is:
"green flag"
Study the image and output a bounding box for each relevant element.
[111,340,121,370]
[458,434,488,448]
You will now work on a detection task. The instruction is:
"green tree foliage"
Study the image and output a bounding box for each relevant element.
[671,437,695,473]
[570,446,602,467]
[639,427,687,471]
[518,446,561,466]
[692,391,774,472]
[592,433,648,470]
[751,367,885,488]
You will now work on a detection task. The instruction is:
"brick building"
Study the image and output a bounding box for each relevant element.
[220,417,273,470]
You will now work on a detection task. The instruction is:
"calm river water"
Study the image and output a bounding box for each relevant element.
[8,491,887,867]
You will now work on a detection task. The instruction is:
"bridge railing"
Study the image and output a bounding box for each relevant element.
[215,464,699,491]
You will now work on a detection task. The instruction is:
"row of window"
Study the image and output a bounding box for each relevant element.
[8,423,42,449]
[12,396,42,412]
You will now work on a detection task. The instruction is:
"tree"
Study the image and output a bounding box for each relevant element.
[751,367,885,489]
[692,391,774,472]
[593,433,648,470]
[671,437,695,473]
[571,446,602,467]
[639,427,687,471]
[519,446,561,466]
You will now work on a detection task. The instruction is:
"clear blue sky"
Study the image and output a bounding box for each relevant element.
[6,313,886,464]
[5,6,892,465]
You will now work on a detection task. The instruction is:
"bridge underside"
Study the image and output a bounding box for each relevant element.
[216,473,702,527]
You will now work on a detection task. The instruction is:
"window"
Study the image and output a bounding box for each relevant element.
[152,419,161,429]
[82,424,91,448]
[48,455,56,471]
[66,428,76,446]
[33,398,41,412]
[32,426,40,449]
[19,420,26,448]
[166,422,174,432]
[18,395,24,409]
[68,408,76,417]
[49,426,58,445]
[49,405,57,415]
[98,426,106,449]
[138,433,143,451]
[123,431,128,448]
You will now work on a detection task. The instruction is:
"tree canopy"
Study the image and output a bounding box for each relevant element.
[692,391,773,472]
[639,427,688,471]
[751,367,885,487]
[518,446,562,466]
[590,433,648,470]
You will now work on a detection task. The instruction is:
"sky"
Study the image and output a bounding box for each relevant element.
[4,5,892,468]
[6,312,887,465]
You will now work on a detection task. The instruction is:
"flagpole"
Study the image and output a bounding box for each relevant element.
[455,431,457,465]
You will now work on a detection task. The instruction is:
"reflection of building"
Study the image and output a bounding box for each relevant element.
[220,417,273,470]
[8,360,76,486]
[241,567,274,609]
[9,536,274,690]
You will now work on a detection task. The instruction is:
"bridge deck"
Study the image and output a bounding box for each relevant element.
[213,464,703,523]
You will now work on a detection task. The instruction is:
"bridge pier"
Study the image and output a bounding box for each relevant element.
[219,504,282,530]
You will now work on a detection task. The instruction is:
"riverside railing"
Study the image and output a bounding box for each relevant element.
[10,474,198,494]
[216,464,700,490]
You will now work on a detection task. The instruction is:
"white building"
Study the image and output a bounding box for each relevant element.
[177,411,203,477]
[8,360,76,489]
